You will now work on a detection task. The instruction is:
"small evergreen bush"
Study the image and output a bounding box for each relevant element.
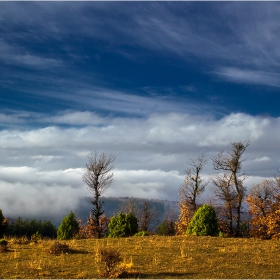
[134,231,149,236]
[108,212,138,238]
[156,220,175,236]
[186,204,218,236]
[57,211,79,240]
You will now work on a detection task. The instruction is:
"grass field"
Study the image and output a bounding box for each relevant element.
[1,235,280,279]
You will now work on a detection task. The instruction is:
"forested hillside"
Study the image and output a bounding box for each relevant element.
[76,196,179,228]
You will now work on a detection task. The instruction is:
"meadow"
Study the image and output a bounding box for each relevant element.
[1,235,280,279]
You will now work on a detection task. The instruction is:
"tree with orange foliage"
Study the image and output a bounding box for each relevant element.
[78,213,110,238]
[175,155,208,235]
[246,178,280,239]
[175,199,191,235]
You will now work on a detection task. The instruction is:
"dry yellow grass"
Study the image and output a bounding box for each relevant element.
[1,235,280,278]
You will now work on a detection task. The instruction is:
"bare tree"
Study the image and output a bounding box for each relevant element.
[120,199,159,232]
[83,152,115,238]
[120,198,139,217]
[179,154,208,214]
[138,202,159,232]
[211,174,238,236]
[212,141,250,236]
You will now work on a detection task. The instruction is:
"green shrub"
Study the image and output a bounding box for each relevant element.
[186,204,218,236]
[219,231,227,238]
[108,212,138,238]
[134,231,149,236]
[156,220,175,236]
[31,231,42,243]
[57,211,79,240]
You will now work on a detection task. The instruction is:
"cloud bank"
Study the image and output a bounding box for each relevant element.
[0,111,279,222]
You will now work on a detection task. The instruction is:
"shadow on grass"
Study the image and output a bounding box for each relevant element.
[48,241,89,255]
[69,249,89,255]
[0,246,12,253]
[48,249,89,255]
[136,272,197,279]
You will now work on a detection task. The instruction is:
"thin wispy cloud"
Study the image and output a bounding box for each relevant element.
[215,67,280,88]
[0,40,62,69]
[42,111,107,126]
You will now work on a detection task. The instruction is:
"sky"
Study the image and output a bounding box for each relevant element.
[1,2,280,223]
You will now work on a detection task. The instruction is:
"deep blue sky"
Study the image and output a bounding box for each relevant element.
[1,2,280,221]
[1,2,280,119]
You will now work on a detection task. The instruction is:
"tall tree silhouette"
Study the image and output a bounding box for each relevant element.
[83,152,115,238]
[212,141,250,236]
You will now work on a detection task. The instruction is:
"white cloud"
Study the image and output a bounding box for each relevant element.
[0,166,83,186]
[0,180,84,224]
[0,166,86,223]
[0,112,271,154]
[0,166,183,222]
[42,111,107,126]
[0,40,62,69]
[214,67,280,88]
[32,155,64,163]
[0,113,23,124]
[109,169,183,201]
[254,156,271,162]
[0,111,280,221]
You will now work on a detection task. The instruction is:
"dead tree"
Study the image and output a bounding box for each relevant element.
[82,152,115,238]
[120,199,159,232]
[212,141,250,236]
[138,202,159,232]
[211,173,238,236]
[179,154,208,214]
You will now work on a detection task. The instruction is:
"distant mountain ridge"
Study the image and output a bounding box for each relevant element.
[76,196,179,226]
[5,197,179,228]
